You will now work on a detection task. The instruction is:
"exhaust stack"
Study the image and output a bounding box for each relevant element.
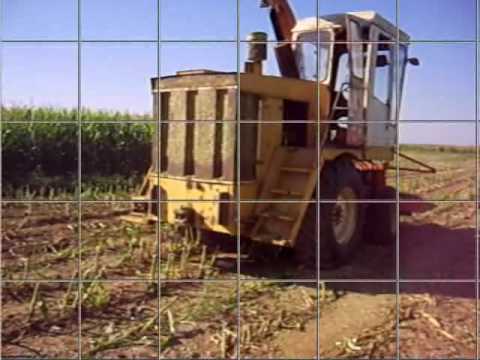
[245,32,268,75]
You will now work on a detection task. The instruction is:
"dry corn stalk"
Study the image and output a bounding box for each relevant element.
[27,283,40,323]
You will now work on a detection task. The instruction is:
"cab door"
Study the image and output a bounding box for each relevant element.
[365,25,396,148]
[345,19,366,146]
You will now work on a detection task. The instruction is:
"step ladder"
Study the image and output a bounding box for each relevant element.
[249,147,320,247]
[328,82,350,120]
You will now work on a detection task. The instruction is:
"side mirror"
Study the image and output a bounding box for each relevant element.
[376,54,390,67]
[408,57,420,66]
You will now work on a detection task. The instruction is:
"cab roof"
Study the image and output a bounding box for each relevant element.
[292,11,410,42]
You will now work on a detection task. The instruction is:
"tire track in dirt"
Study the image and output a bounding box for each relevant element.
[275,199,476,358]
[274,292,395,358]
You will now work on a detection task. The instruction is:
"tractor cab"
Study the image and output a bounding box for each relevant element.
[290,12,418,147]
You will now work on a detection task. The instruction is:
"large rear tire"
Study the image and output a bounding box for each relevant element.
[294,202,318,267]
[319,158,366,267]
[294,158,366,269]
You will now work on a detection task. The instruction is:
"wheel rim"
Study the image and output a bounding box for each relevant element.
[331,187,357,246]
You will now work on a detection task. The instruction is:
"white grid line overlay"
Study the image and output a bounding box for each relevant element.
[0,0,478,359]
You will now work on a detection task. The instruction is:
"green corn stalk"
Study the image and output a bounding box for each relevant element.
[2,106,153,198]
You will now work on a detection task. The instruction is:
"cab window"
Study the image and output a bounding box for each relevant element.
[373,43,393,104]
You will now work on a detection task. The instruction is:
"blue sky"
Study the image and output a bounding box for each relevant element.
[1,0,478,145]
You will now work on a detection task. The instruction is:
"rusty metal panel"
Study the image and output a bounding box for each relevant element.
[194,89,216,178]
[160,92,170,172]
[192,89,237,180]
[196,88,217,120]
[193,88,239,179]
[184,91,197,175]
[166,91,187,176]
[194,121,216,178]
[151,93,159,172]
[222,89,236,121]
[167,124,187,175]
[169,90,186,120]
[156,74,237,92]
[160,92,170,120]
[153,74,239,180]
[222,122,236,181]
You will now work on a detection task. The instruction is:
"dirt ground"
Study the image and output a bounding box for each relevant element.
[2,201,476,359]
[1,148,477,358]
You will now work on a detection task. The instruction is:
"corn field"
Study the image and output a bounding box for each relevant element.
[2,106,154,197]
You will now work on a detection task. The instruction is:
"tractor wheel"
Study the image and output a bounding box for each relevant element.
[365,186,397,245]
[294,202,318,267]
[319,158,366,268]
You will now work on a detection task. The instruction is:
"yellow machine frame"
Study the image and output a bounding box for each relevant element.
[126,71,392,248]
